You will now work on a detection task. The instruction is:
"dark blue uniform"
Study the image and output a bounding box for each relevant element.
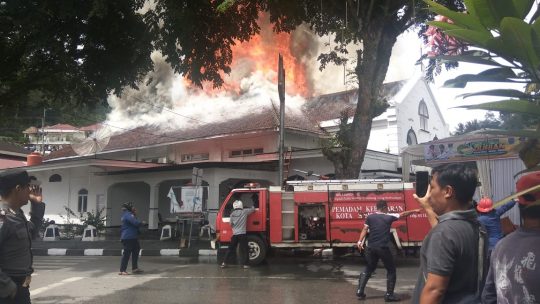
[0,202,44,304]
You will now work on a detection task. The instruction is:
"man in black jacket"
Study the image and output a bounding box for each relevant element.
[0,169,45,304]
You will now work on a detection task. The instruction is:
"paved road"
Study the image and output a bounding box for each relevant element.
[30,255,420,304]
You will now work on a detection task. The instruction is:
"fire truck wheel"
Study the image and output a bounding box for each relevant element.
[245,235,267,265]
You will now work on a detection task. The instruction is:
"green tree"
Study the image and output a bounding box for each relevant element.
[208,0,466,178]
[423,0,540,170]
[453,112,502,135]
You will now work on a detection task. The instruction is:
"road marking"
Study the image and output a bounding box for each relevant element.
[47,248,67,256]
[84,249,104,256]
[32,277,84,296]
[160,249,180,256]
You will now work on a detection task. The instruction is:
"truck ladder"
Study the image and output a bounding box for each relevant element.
[281,148,293,189]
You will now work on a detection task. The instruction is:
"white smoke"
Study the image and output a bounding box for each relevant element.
[106,52,305,133]
[105,27,420,134]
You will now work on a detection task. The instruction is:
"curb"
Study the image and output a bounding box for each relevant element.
[32,248,217,257]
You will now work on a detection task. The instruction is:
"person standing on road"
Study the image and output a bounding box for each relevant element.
[119,202,144,275]
[482,171,540,304]
[0,169,45,304]
[476,197,516,254]
[221,200,255,269]
[355,200,421,302]
[412,163,488,303]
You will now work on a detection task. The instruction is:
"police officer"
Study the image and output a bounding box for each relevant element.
[0,169,45,304]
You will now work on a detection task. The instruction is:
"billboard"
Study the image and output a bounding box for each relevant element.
[424,136,523,163]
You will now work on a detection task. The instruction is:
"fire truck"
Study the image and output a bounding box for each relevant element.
[214,179,431,265]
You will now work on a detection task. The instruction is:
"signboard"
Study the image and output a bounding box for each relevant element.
[424,136,522,163]
[167,186,203,213]
[329,191,405,220]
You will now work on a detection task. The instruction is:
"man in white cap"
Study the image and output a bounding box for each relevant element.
[221,200,255,269]
[0,169,44,304]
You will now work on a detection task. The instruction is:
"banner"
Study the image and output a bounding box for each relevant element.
[180,186,203,213]
[167,187,182,213]
[424,136,522,163]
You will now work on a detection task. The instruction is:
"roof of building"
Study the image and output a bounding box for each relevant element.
[79,123,102,132]
[0,158,27,169]
[44,124,79,131]
[46,106,321,159]
[44,80,418,161]
[303,80,407,122]
[0,141,29,156]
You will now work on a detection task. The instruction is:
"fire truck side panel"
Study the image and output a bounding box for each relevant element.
[269,190,283,243]
[293,191,328,203]
[329,190,407,243]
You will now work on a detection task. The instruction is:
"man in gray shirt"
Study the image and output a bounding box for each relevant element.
[482,171,540,304]
[412,163,487,303]
[221,200,255,269]
[0,169,45,304]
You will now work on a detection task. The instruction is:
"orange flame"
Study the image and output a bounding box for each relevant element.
[197,14,312,97]
[228,29,311,97]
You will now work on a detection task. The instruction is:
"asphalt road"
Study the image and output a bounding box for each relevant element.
[30,255,421,304]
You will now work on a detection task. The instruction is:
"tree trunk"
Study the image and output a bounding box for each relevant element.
[326,18,399,179]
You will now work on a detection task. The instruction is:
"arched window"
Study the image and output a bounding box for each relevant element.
[78,189,88,212]
[407,129,418,145]
[418,99,429,130]
[49,174,62,182]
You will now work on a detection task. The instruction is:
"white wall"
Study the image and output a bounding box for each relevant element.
[396,79,450,151]
[368,107,399,154]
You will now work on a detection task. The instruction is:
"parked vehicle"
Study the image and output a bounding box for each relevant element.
[214,179,431,265]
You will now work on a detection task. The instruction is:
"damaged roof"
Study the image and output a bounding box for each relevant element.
[46,80,408,160]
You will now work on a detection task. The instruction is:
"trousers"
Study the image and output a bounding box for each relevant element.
[223,234,249,265]
[120,238,141,272]
[0,276,31,304]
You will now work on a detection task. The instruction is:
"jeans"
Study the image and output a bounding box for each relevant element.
[120,238,141,272]
[0,276,31,304]
[223,234,249,265]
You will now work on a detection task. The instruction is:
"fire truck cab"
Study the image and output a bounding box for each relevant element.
[214,179,430,265]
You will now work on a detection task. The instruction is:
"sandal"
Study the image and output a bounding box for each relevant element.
[132,269,144,274]
[118,272,129,275]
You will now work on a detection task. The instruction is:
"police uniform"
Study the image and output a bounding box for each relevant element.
[0,169,44,304]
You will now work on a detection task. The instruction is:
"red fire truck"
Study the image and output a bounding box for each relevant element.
[214,179,431,265]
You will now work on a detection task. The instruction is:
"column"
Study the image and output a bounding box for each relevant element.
[148,183,160,230]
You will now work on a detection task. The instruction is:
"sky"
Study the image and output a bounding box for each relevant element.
[384,31,520,132]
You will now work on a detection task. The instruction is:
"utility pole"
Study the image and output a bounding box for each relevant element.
[278,54,286,187]
[41,107,48,154]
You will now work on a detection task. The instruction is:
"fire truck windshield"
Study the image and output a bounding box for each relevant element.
[222,191,259,217]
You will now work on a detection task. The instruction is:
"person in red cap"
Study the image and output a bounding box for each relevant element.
[482,171,540,304]
[476,196,516,253]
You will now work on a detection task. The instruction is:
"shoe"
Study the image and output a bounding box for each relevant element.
[118,272,129,275]
[132,269,144,274]
[356,272,370,299]
[220,263,227,268]
[243,265,250,269]
[384,293,401,302]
